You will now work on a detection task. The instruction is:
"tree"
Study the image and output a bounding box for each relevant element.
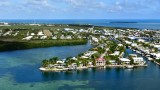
[129,56,134,65]
[42,59,49,67]
[49,57,59,64]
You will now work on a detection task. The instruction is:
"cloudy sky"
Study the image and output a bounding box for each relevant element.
[0,0,160,19]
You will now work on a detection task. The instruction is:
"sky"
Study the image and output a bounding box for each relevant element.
[0,0,160,19]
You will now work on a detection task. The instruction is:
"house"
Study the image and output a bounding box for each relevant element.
[155,53,160,59]
[3,30,12,36]
[110,51,120,56]
[96,58,105,66]
[120,58,130,65]
[37,31,44,36]
[131,43,138,47]
[109,60,117,65]
[64,28,74,31]
[84,51,97,57]
[60,35,65,39]
[66,36,72,39]
[40,36,47,39]
[22,36,33,40]
[128,36,136,40]
[31,33,35,36]
[0,22,10,26]
[125,41,132,45]
[52,36,57,40]
[138,39,146,42]
[129,54,137,57]
[92,37,99,43]
[118,44,123,47]
[133,57,145,65]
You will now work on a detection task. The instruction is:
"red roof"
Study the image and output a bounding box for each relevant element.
[96,58,105,61]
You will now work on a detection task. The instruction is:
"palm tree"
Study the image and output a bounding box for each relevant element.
[49,57,59,64]
[42,59,50,67]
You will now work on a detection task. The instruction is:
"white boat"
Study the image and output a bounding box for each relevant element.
[148,57,153,61]
[126,65,134,69]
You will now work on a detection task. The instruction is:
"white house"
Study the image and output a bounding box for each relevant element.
[109,60,117,65]
[40,36,47,39]
[22,36,33,40]
[52,36,57,40]
[31,33,35,36]
[125,41,132,45]
[138,39,146,42]
[133,57,145,65]
[131,43,138,47]
[128,36,136,40]
[118,44,123,47]
[92,37,99,43]
[120,58,130,64]
[66,36,72,39]
[37,31,44,36]
[110,51,120,56]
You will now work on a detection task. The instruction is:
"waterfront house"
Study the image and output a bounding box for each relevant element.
[133,57,145,65]
[22,36,33,40]
[109,60,117,65]
[138,39,146,43]
[120,58,130,65]
[131,43,138,47]
[129,54,137,57]
[125,41,132,45]
[128,36,136,40]
[40,36,47,39]
[155,53,160,59]
[96,58,105,66]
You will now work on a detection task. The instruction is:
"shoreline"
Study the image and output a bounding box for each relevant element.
[39,64,148,72]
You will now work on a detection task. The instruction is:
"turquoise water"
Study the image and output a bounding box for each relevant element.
[1,42,160,90]
[1,19,160,29]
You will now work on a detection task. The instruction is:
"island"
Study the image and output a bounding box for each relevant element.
[1,22,160,71]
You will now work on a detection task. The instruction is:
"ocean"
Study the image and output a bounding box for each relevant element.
[1,19,160,29]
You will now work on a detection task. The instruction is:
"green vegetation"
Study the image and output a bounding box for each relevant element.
[42,57,59,67]
[0,39,87,52]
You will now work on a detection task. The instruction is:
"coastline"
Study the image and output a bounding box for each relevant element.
[39,64,148,72]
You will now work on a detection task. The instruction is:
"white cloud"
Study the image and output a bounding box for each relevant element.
[0,0,10,7]
[22,0,57,12]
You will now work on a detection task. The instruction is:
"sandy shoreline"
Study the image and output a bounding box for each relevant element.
[39,64,148,72]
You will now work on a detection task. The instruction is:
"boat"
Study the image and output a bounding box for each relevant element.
[125,65,134,69]
[147,57,153,61]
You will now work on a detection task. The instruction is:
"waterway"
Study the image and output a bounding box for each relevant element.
[0,43,160,90]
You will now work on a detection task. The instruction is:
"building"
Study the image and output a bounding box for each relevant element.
[0,22,10,26]
[96,58,105,66]
[133,57,145,65]
[109,60,117,65]
[22,36,33,40]
[120,58,130,65]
